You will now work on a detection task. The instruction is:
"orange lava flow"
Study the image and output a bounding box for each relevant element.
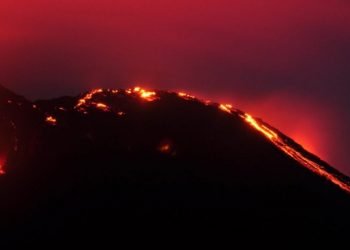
[95,103,109,112]
[244,114,278,140]
[239,113,350,193]
[133,87,158,101]
[75,88,104,109]
[46,116,57,125]
[178,92,195,100]
[177,89,350,193]
[219,104,233,114]
[11,85,348,193]
[75,87,159,114]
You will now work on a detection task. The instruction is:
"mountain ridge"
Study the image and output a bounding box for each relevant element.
[1,85,350,238]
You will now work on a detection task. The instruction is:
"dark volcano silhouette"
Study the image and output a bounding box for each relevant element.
[1,86,350,240]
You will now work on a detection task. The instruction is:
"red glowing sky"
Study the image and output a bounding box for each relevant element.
[1,0,350,173]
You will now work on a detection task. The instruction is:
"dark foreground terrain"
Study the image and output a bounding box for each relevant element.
[0,85,349,240]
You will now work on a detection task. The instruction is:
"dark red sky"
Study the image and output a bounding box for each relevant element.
[1,0,350,173]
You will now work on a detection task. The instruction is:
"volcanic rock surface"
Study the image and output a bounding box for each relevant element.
[0,86,349,239]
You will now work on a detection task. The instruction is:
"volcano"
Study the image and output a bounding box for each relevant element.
[0,86,350,240]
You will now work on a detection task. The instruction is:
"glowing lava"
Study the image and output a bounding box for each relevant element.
[219,104,233,114]
[177,89,350,193]
[75,88,104,110]
[244,114,278,140]
[74,87,159,114]
[133,87,158,101]
[6,85,349,193]
[95,103,109,112]
[46,116,57,125]
[239,113,350,193]
[178,92,195,100]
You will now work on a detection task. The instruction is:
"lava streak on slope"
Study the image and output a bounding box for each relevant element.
[2,86,350,194]
[241,111,350,193]
[49,87,350,193]
[178,90,350,194]
[3,85,350,238]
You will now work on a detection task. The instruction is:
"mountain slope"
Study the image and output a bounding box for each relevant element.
[0,86,349,239]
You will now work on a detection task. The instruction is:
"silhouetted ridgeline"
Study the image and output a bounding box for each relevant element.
[0,86,349,241]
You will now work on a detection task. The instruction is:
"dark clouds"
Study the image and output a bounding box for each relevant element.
[1,0,350,173]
